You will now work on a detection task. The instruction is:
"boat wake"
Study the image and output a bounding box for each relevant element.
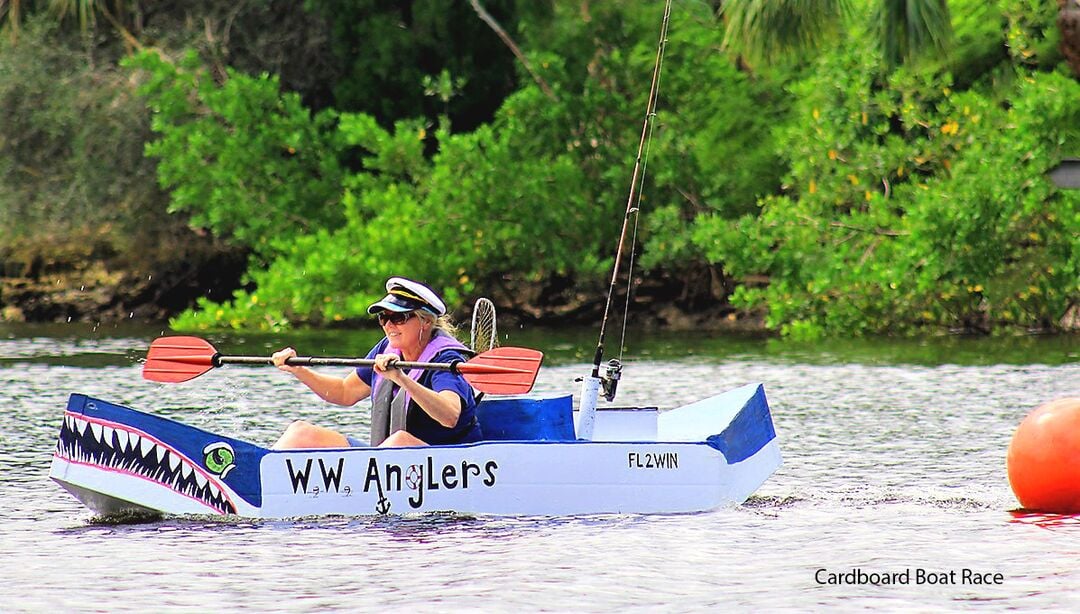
[86,509,166,526]
[742,492,999,512]
[54,412,237,515]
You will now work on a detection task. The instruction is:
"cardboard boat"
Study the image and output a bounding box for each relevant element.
[49,383,780,517]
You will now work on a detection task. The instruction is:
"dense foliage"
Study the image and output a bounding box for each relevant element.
[125,3,786,331]
[693,2,1079,338]
[699,60,1080,338]
[0,18,178,262]
[1,1,1077,336]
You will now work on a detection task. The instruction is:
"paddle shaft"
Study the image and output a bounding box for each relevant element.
[217,355,468,372]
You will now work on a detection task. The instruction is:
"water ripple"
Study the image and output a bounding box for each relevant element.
[1,330,1078,610]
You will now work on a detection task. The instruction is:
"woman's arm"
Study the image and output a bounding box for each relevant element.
[397,377,463,428]
[373,354,463,428]
[273,347,372,406]
[292,368,372,407]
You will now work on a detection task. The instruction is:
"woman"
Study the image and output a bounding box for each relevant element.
[271,277,482,449]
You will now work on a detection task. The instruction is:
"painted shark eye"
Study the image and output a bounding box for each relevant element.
[203,442,236,479]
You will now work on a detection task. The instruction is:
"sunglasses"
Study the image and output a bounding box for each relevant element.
[377,311,415,326]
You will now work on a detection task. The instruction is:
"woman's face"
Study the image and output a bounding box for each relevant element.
[380,310,424,351]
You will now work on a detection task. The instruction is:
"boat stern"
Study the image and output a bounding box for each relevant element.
[658,383,781,502]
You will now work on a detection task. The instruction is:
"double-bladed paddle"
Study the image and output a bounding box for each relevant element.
[143,336,543,395]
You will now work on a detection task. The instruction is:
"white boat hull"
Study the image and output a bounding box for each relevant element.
[50,383,781,518]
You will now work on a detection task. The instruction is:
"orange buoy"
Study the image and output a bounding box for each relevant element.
[1007,397,1080,513]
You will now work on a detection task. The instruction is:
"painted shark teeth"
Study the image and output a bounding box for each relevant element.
[55,413,236,515]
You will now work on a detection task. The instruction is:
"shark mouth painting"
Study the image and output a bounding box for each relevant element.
[54,412,237,515]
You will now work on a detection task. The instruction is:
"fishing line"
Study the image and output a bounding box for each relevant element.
[618,20,670,365]
[592,0,673,377]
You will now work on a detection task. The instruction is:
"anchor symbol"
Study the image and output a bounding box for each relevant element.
[373,473,391,514]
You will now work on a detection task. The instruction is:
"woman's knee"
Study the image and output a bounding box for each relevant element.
[380,430,427,447]
[274,420,346,449]
[283,420,313,434]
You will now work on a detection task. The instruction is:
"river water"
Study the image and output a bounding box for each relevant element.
[1,322,1078,611]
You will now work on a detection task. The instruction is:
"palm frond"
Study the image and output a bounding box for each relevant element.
[874,0,953,68]
[721,0,854,65]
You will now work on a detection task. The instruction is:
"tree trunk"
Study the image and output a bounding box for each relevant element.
[1061,0,1080,77]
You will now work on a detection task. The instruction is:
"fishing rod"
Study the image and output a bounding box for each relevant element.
[578,0,673,439]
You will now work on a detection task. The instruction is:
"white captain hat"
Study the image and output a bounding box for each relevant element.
[366,277,447,316]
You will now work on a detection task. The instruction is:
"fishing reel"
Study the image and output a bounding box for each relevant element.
[600,359,622,402]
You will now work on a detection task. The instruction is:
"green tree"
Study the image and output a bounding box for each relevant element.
[695,28,1080,337]
[127,50,345,257]
[109,0,1077,335]
[159,1,774,330]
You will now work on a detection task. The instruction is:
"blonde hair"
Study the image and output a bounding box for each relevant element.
[416,310,460,340]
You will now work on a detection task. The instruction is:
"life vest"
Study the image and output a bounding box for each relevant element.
[369,330,473,446]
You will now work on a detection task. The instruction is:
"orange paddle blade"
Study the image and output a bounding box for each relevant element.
[143,336,218,383]
[460,346,544,394]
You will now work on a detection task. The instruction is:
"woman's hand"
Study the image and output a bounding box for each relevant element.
[373,353,408,385]
[374,352,462,428]
[272,347,300,373]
